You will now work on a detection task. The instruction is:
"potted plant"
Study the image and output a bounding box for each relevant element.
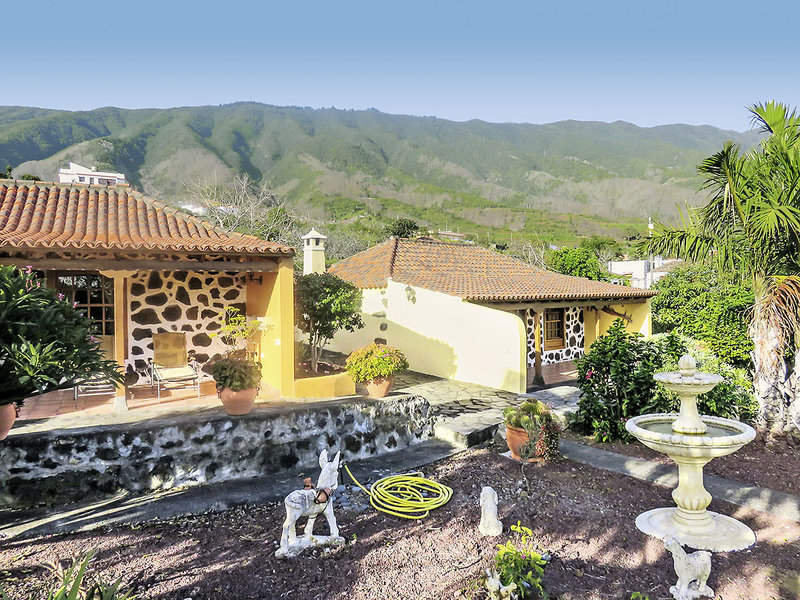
[0,266,122,439]
[210,307,266,415]
[503,401,560,462]
[210,356,262,415]
[346,343,409,398]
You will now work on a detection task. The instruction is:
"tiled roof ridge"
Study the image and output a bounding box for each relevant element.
[0,181,294,256]
[329,235,657,301]
[124,187,258,243]
[387,236,400,279]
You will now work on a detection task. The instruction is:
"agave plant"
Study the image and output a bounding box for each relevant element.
[647,101,800,433]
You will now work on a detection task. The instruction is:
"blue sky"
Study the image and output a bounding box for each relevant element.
[11,1,799,130]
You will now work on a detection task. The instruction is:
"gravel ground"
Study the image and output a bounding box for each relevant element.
[1,443,798,600]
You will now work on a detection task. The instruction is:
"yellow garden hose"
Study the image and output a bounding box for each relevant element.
[344,463,453,519]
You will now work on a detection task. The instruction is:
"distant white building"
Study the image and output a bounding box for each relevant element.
[607,256,681,289]
[58,162,127,186]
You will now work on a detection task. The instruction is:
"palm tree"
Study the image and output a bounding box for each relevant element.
[648,102,800,434]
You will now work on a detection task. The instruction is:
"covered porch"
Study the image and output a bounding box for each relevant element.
[0,181,297,418]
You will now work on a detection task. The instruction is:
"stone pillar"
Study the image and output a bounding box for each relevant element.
[533,311,543,384]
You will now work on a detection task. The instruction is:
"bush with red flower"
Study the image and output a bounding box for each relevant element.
[0,266,122,407]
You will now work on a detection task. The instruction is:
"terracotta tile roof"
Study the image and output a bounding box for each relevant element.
[0,181,294,257]
[329,238,657,302]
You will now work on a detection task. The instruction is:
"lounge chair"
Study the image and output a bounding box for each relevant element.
[149,332,200,400]
[73,379,116,409]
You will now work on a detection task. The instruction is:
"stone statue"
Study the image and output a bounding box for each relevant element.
[479,485,503,536]
[485,568,517,599]
[275,449,345,558]
[663,535,714,600]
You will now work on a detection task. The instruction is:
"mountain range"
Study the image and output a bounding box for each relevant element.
[0,102,762,246]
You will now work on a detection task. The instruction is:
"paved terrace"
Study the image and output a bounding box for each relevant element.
[10,360,578,435]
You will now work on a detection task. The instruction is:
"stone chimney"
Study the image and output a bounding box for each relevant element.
[302,228,327,275]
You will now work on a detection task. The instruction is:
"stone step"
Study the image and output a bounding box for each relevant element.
[434,409,505,448]
[432,387,581,449]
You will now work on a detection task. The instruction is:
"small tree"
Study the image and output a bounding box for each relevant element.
[295,273,364,372]
[0,266,122,406]
[19,174,41,181]
[547,246,608,281]
[187,173,300,246]
[383,218,419,239]
[651,265,754,366]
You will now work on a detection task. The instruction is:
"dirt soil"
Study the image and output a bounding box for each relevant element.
[295,361,345,379]
[562,430,800,498]
[1,444,799,600]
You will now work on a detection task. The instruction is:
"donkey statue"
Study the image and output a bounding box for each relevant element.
[663,535,714,600]
[275,449,345,558]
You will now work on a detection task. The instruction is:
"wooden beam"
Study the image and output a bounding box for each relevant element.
[473,298,648,311]
[0,256,278,273]
[601,305,633,324]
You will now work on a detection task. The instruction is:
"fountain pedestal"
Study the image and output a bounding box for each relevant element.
[626,355,756,552]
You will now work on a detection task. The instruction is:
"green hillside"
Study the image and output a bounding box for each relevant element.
[2,102,761,247]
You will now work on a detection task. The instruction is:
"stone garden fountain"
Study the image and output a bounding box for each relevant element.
[625,355,756,551]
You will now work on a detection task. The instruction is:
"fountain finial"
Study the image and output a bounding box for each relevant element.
[678,354,696,377]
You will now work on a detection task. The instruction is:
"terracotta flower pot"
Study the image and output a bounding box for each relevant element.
[218,387,258,415]
[505,424,543,463]
[365,376,394,398]
[0,403,17,441]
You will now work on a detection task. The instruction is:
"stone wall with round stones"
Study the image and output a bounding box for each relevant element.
[125,271,246,386]
[0,395,434,508]
[525,307,585,366]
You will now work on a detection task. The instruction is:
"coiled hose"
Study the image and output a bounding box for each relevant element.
[344,463,453,519]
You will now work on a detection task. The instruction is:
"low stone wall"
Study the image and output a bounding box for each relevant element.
[0,396,433,508]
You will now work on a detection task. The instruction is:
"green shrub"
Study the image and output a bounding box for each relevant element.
[493,521,549,599]
[576,321,759,442]
[0,266,122,407]
[503,401,561,461]
[0,549,135,600]
[574,320,670,441]
[345,343,409,383]
[210,357,261,392]
[652,336,759,424]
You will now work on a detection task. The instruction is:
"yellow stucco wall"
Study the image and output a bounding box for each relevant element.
[247,258,295,398]
[584,299,652,352]
[328,279,527,393]
[294,372,356,398]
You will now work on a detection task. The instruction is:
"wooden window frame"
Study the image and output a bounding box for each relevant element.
[544,308,565,351]
[54,271,115,336]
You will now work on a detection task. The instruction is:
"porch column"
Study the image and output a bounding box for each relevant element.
[533,311,544,385]
[246,258,295,398]
[101,270,132,413]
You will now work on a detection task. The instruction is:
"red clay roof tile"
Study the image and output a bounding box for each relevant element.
[328,238,656,302]
[0,181,293,257]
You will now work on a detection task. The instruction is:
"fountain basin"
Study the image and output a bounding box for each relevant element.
[626,413,756,458]
[626,412,757,551]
